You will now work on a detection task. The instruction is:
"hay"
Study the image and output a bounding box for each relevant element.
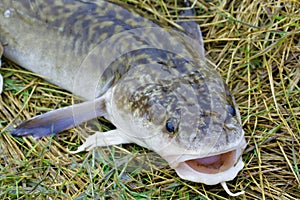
[0,0,299,199]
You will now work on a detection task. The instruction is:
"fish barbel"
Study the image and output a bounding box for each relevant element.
[0,0,246,196]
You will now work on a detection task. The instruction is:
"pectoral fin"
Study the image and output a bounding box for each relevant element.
[69,129,131,154]
[11,97,106,139]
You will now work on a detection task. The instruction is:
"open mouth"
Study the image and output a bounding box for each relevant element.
[185,150,236,174]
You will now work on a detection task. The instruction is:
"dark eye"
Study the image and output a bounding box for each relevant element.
[226,105,236,118]
[166,117,178,133]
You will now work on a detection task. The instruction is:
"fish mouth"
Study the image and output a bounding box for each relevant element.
[184,150,237,174]
[172,147,244,185]
[176,149,245,196]
[170,138,246,195]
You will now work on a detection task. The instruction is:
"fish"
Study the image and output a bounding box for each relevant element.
[0,0,246,196]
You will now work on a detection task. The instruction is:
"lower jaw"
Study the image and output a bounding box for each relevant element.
[185,150,237,174]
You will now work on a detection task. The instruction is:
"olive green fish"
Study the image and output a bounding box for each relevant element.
[0,0,246,196]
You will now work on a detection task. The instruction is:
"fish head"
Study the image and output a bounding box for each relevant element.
[107,60,246,186]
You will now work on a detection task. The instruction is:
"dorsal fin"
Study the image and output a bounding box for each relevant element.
[177,1,203,43]
[177,0,205,59]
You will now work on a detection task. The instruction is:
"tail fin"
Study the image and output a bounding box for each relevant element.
[11,98,106,139]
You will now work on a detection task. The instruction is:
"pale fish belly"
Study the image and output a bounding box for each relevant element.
[1,0,246,196]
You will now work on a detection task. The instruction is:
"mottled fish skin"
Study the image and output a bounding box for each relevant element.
[0,0,157,99]
[1,0,246,195]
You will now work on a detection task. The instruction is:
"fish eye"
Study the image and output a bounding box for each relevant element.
[226,105,236,117]
[166,117,178,133]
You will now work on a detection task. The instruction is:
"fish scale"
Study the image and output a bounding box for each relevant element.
[0,0,246,196]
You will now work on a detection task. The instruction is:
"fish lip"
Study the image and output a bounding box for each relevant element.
[167,138,246,185]
[174,153,245,185]
[184,149,237,174]
[166,136,247,166]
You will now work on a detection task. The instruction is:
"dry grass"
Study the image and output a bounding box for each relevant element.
[1,0,300,199]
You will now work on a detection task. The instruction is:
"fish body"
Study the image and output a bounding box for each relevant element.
[0,0,246,196]
[0,0,158,99]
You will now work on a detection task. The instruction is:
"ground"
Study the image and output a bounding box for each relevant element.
[0,0,299,199]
